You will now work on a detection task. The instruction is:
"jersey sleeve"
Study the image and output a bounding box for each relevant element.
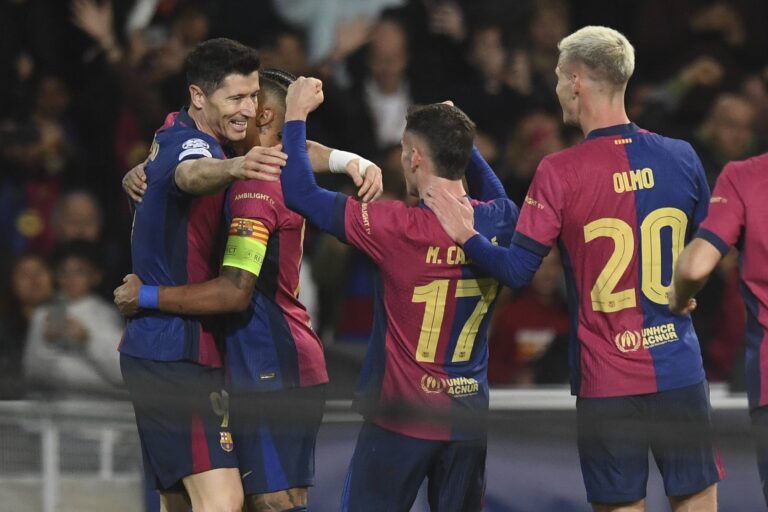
[696,162,746,256]
[511,158,565,256]
[221,181,277,276]
[342,198,403,264]
[227,181,280,232]
[163,130,224,197]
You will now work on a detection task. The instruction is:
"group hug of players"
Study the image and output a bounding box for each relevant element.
[113,24,768,512]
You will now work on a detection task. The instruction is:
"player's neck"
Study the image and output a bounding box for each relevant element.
[579,98,630,137]
[187,107,221,143]
[419,175,466,200]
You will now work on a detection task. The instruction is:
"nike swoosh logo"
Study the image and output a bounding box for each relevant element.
[241,471,253,480]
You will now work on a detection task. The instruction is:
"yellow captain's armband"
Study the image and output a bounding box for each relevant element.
[222,218,269,276]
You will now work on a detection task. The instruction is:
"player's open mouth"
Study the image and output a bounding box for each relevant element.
[230,119,248,132]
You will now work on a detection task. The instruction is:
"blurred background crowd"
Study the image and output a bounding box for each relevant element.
[1,0,767,400]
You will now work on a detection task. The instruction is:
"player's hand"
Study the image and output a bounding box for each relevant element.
[114,274,143,317]
[424,187,477,244]
[285,77,324,120]
[346,159,384,202]
[667,288,697,315]
[122,161,147,203]
[237,144,287,182]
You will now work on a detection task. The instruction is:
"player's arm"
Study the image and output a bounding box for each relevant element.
[174,144,287,196]
[425,189,542,288]
[668,238,723,314]
[670,161,744,314]
[114,268,256,317]
[114,216,273,316]
[307,140,383,202]
[279,77,348,238]
[464,145,508,201]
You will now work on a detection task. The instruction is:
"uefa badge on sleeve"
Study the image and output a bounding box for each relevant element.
[219,431,234,452]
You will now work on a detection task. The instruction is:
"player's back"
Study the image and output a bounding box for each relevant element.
[222,179,328,392]
[534,124,710,398]
[341,196,518,440]
[122,109,226,366]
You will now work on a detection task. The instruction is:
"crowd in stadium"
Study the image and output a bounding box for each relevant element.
[0,0,766,399]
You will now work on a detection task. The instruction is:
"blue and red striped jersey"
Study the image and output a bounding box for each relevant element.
[120,108,227,367]
[514,123,710,398]
[333,197,518,440]
[222,179,329,392]
[697,153,768,409]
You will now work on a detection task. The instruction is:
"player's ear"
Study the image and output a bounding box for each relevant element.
[410,146,422,171]
[189,84,206,109]
[257,107,275,127]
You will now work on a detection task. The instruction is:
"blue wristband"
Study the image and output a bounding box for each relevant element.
[137,285,159,309]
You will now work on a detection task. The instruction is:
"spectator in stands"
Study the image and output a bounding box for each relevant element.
[451,23,525,163]
[51,190,126,299]
[346,18,413,156]
[501,110,565,206]
[0,253,54,399]
[693,93,758,187]
[23,240,123,394]
[504,0,570,112]
[487,248,569,386]
[0,74,83,256]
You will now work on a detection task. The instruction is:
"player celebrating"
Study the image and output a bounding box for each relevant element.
[670,152,768,506]
[115,69,383,512]
[426,26,722,511]
[279,77,517,512]
[119,39,291,512]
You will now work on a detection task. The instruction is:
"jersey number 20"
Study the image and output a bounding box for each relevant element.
[584,207,687,312]
[411,278,498,363]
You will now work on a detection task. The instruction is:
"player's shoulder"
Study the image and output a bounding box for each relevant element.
[539,145,581,169]
[723,152,768,178]
[229,179,282,207]
[230,176,282,198]
[471,197,519,222]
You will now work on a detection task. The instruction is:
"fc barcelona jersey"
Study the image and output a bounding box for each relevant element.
[513,123,710,398]
[121,108,226,367]
[332,197,518,440]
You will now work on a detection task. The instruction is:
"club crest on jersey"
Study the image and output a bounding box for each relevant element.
[220,431,234,452]
[614,330,642,352]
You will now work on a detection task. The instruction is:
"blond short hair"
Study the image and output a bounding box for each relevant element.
[558,26,635,86]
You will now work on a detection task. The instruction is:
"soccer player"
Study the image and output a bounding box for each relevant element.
[278,77,518,512]
[119,38,287,512]
[426,26,722,512]
[115,68,383,512]
[670,152,768,506]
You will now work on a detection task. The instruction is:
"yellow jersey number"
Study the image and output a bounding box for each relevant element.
[584,207,687,312]
[411,278,499,363]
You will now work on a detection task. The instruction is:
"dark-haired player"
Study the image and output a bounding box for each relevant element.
[279,77,517,512]
[116,69,382,512]
[670,151,768,506]
[119,38,287,512]
[427,26,721,512]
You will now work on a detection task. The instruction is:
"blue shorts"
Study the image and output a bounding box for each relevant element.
[577,380,723,504]
[120,354,238,491]
[341,422,486,512]
[230,385,326,496]
[750,405,768,507]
